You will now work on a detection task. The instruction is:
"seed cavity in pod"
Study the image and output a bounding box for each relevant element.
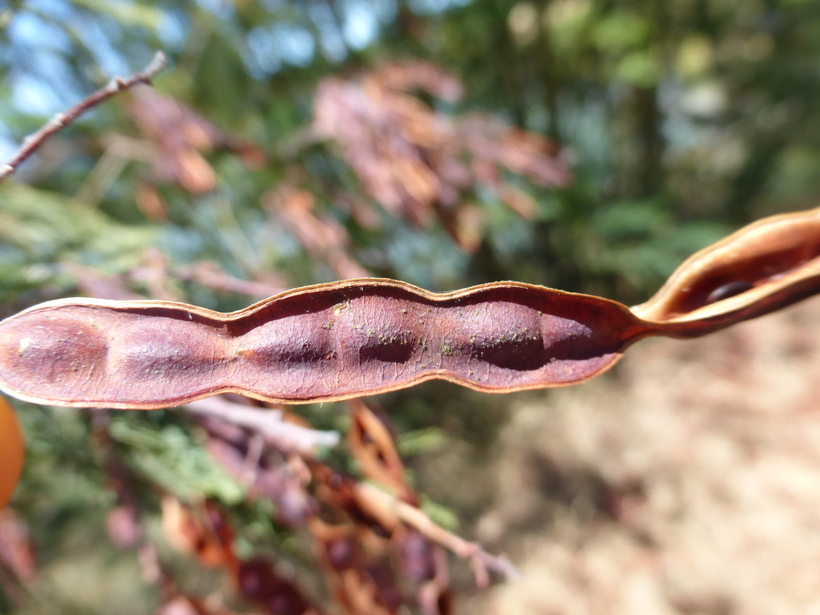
[469,331,546,371]
[0,311,108,397]
[358,332,417,363]
[237,312,335,366]
[706,280,754,304]
[332,295,422,364]
[448,301,547,371]
[113,318,224,380]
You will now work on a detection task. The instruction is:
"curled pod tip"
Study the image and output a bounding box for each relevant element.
[632,206,820,335]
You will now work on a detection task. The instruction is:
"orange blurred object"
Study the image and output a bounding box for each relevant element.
[0,396,24,509]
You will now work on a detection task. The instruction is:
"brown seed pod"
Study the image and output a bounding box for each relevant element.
[0,208,817,410]
[631,207,820,330]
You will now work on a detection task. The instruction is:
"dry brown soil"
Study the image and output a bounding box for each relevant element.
[451,295,820,614]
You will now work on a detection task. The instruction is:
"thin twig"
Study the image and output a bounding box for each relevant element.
[184,397,341,455]
[0,51,170,183]
[173,261,287,299]
[355,482,521,587]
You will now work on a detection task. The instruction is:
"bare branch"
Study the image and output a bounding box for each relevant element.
[0,51,170,183]
[184,397,340,455]
[355,482,521,587]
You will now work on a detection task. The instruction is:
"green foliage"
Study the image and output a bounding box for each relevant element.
[0,184,155,262]
[0,183,157,306]
[4,0,820,301]
[108,416,245,504]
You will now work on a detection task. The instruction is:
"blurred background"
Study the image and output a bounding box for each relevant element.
[1,0,819,613]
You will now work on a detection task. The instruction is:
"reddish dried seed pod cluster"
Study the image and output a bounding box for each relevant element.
[0,207,817,409]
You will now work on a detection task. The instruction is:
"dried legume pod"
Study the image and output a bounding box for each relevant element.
[0,208,817,409]
[0,281,648,408]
